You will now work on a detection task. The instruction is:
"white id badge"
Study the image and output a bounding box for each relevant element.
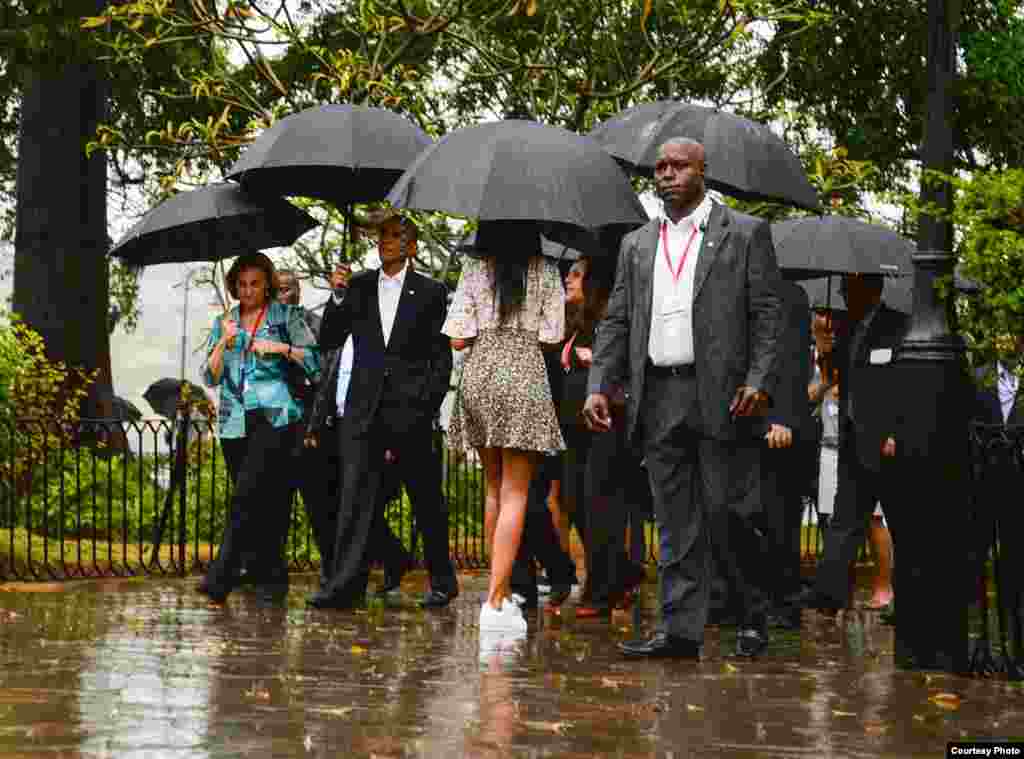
[661,294,687,316]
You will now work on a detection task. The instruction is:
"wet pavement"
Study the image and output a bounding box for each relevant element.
[0,572,1021,758]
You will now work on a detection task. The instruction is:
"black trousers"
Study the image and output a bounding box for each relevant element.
[319,419,409,577]
[323,418,456,601]
[561,425,591,552]
[758,442,815,604]
[510,456,577,603]
[640,370,769,642]
[283,436,337,575]
[565,420,646,606]
[814,428,895,606]
[208,412,296,590]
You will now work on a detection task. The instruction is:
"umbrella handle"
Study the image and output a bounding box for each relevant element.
[220,307,238,350]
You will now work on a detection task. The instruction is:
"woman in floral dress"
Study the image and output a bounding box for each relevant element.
[444,221,565,633]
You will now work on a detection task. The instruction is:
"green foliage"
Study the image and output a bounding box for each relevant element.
[0,313,96,496]
[962,0,1024,97]
[74,0,829,290]
[757,0,1024,192]
[948,169,1024,372]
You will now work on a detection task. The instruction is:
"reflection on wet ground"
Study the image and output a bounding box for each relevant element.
[1,573,1021,758]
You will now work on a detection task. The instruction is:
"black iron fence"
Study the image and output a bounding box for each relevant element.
[3,415,1021,678]
[966,423,1024,678]
[0,416,491,582]
[2,415,835,583]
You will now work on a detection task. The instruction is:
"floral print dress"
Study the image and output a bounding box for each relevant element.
[443,255,566,453]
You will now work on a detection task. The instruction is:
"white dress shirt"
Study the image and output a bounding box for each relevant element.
[648,194,713,366]
[998,361,1020,423]
[334,336,356,416]
[378,261,409,347]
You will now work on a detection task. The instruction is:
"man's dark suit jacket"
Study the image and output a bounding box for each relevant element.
[972,364,1024,427]
[318,267,452,437]
[763,280,813,440]
[837,303,909,472]
[588,202,783,443]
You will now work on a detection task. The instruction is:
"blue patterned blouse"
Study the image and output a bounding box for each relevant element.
[202,301,320,439]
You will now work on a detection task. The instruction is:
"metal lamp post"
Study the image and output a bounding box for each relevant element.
[886,0,968,672]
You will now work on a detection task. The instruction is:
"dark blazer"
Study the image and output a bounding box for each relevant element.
[318,267,453,437]
[763,280,813,441]
[588,202,783,443]
[305,344,341,439]
[837,303,909,471]
[972,364,1024,427]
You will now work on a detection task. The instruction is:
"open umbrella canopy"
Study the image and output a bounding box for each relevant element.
[143,378,209,419]
[226,105,433,206]
[771,215,915,279]
[457,228,582,261]
[111,183,317,266]
[589,101,820,212]
[799,273,913,314]
[798,264,980,315]
[386,120,648,256]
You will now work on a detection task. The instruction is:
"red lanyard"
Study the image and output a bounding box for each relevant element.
[661,221,699,286]
[242,303,268,357]
[561,331,578,371]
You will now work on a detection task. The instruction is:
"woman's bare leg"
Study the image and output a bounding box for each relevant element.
[868,514,894,607]
[486,448,538,609]
[478,447,502,556]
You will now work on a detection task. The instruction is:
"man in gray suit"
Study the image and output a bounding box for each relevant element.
[584,137,782,659]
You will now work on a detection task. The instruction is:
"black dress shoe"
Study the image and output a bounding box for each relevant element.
[420,589,458,608]
[618,632,701,659]
[735,627,769,658]
[196,576,232,604]
[767,610,802,631]
[547,583,571,607]
[253,583,289,604]
[377,556,413,595]
[306,589,364,610]
[791,586,842,615]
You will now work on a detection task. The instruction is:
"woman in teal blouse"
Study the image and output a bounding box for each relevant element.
[198,252,320,603]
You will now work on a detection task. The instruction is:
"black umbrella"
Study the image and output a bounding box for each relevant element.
[457,227,582,261]
[112,395,144,422]
[226,105,433,206]
[799,273,912,314]
[771,216,915,280]
[589,101,820,212]
[143,378,209,420]
[110,183,317,266]
[385,120,648,256]
[798,261,979,315]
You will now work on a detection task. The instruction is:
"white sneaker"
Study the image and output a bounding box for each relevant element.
[479,598,528,633]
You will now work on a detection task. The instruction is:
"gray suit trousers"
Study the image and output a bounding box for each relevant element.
[640,370,767,642]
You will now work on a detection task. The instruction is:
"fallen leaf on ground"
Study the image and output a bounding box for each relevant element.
[723,662,739,674]
[309,706,354,717]
[245,684,271,701]
[686,704,704,712]
[521,720,571,734]
[929,693,962,709]
[351,645,367,655]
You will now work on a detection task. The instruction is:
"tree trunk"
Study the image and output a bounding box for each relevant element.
[13,63,113,420]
